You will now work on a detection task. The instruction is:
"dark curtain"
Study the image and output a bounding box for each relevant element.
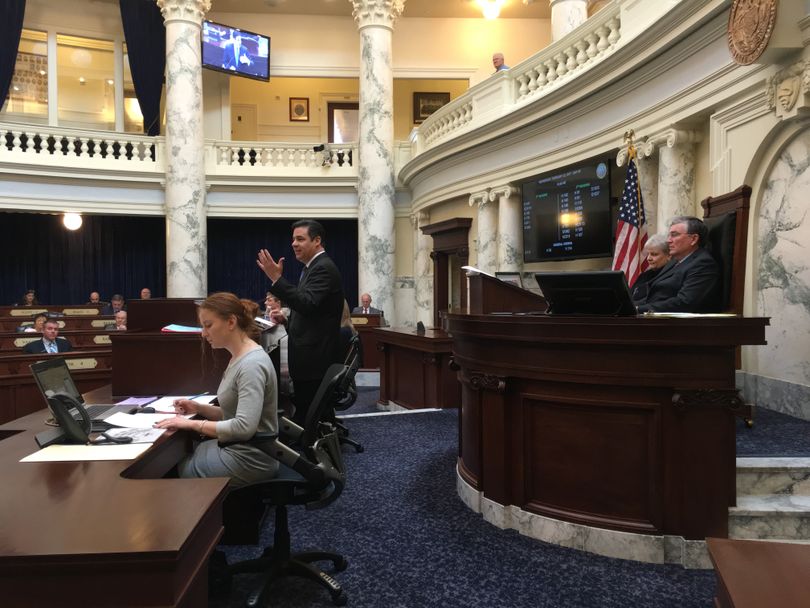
[0,0,26,111]
[0,212,166,305]
[119,0,165,136]
[207,218,359,309]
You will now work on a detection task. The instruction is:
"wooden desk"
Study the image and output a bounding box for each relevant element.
[0,350,113,424]
[707,537,810,607]
[376,327,460,409]
[0,317,114,332]
[351,314,383,369]
[0,329,115,352]
[446,312,767,540]
[0,388,228,607]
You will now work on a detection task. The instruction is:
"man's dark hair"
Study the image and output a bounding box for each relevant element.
[292,219,326,244]
[111,294,125,302]
[32,313,48,322]
[670,215,708,247]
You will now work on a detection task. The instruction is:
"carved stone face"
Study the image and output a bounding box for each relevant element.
[777,77,800,112]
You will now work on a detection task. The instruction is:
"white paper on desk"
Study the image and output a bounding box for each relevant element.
[104,412,191,429]
[148,395,217,413]
[21,443,151,462]
[100,427,166,443]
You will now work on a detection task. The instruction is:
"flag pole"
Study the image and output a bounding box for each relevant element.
[623,130,642,259]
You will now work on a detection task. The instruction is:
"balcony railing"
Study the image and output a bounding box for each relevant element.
[0,122,358,181]
[410,0,628,155]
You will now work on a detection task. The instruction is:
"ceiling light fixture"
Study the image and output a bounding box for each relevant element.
[477,0,505,19]
[63,212,82,231]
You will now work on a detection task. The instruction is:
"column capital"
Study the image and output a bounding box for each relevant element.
[489,184,518,201]
[410,210,429,227]
[157,0,211,24]
[616,127,703,166]
[766,59,810,121]
[350,0,406,31]
[468,190,490,209]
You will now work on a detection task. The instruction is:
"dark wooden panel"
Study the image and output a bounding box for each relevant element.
[112,333,228,396]
[522,392,660,532]
[447,312,768,541]
[377,327,460,410]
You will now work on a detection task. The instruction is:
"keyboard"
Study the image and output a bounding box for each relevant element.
[83,404,114,418]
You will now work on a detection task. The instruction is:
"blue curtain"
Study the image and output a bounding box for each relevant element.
[1,213,360,309]
[0,212,166,305]
[207,218,359,309]
[119,0,165,136]
[0,0,26,111]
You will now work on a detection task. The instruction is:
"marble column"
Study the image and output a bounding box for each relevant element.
[550,0,589,42]
[158,0,210,297]
[351,0,405,320]
[411,210,433,327]
[636,155,660,236]
[491,185,522,272]
[657,142,698,227]
[470,191,497,275]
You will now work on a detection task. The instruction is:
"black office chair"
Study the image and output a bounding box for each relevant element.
[225,363,350,607]
[332,335,364,453]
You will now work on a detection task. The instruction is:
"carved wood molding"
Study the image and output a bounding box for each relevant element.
[671,388,747,415]
[467,371,507,394]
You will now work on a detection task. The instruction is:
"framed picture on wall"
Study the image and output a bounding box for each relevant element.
[413,92,450,123]
[289,97,309,122]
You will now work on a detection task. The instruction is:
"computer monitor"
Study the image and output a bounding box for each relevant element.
[534,270,637,316]
[30,357,84,407]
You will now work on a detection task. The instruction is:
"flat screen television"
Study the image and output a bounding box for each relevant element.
[202,20,270,81]
[521,156,613,262]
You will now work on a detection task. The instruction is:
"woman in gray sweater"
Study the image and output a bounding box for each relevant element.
[155,292,278,487]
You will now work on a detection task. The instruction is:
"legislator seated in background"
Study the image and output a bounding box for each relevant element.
[140,287,152,299]
[101,294,126,316]
[154,292,278,488]
[105,310,127,331]
[257,219,344,426]
[352,292,383,316]
[631,234,672,303]
[635,216,720,313]
[20,313,48,333]
[16,289,38,307]
[86,291,104,305]
[22,319,73,353]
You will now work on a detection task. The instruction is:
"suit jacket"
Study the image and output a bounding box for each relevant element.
[22,337,73,354]
[351,306,383,315]
[222,44,251,70]
[100,304,125,316]
[635,247,721,313]
[268,252,345,383]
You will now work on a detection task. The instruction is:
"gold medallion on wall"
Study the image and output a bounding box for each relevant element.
[727,0,778,65]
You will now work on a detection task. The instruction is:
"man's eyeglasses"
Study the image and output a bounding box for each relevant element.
[667,231,691,239]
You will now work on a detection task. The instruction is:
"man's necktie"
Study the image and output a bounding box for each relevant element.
[364,308,368,314]
[299,267,308,285]
[47,342,56,353]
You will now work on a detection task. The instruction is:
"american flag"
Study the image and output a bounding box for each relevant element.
[612,154,648,287]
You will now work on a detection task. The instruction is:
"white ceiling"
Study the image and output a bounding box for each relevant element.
[210,0,550,19]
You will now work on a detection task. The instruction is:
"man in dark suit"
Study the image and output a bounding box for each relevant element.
[635,216,720,313]
[221,33,253,71]
[352,293,383,315]
[101,294,126,316]
[257,219,344,425]
[22,319,73,354]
